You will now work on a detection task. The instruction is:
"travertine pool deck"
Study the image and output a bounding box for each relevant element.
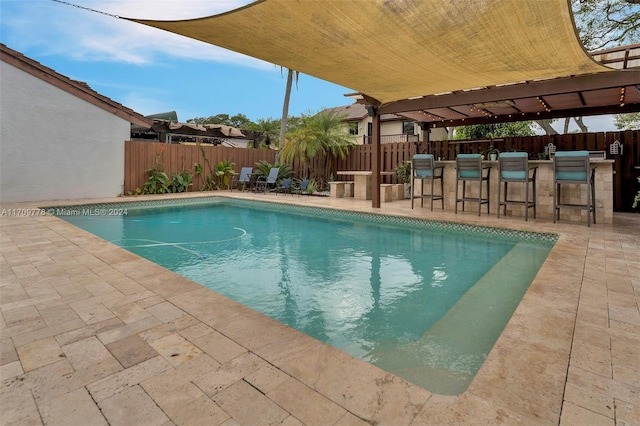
[1,192,638,425]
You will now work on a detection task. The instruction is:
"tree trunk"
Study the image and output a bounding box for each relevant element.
[573,116,588,133]
[279,69,293,151]
[535,119,559,135]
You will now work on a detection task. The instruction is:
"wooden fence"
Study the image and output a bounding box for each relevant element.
[124,141,276,193]
[124,130,639,211]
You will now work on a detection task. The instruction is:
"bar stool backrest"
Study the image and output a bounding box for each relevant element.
[456,154,482,178]
[554,151,590,183]
[413,154,435,177]
[499,152,528,180]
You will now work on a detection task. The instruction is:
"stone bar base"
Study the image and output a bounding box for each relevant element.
[413,160,613,223]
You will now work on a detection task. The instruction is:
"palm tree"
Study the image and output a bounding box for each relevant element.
[279,69,299,151]
[280,110,356,187]
[250,117,281,148]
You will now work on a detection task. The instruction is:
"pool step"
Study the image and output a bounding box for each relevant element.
[367,241,552,394]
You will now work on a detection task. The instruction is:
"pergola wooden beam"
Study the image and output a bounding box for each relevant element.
[378,71,640,115]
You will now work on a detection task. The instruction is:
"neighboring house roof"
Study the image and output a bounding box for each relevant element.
[322,103,410,123]
[0,43,152,128]
[323,104,368,121]
[153,120,246,138]
[145,111,179,121]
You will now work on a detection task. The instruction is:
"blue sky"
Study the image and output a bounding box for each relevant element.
[0,0,618,131]
[0,0,354,123]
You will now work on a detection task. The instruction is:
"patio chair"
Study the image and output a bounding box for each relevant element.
[553,151,595,226]
[275,178,293,195]
[295,179,310,196]
[230,167,253,192]
[455,153,491,216]
[255,167,280,193]
[411,154,444,211]
[497,152,537,221]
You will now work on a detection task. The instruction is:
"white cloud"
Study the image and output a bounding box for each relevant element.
[582,115,616,132]
[2,0,271,69]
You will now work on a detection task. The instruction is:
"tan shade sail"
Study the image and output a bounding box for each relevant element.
[129,0,610,105]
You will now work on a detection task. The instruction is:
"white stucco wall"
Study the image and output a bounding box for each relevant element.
[352,118,448,143]
[0,61,130,203]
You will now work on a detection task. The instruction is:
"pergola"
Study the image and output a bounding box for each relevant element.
[128,0,640,207]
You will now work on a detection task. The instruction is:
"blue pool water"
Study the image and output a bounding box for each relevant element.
[53,198,556,394]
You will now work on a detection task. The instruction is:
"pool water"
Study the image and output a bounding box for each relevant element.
[54,198,556,395]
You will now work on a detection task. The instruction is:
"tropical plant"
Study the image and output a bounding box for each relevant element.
[305,178,319,194]
[142,147,170,194]
[633,177,640,210]
[395,162,411,184]
[143,167,170,194]
[167,155,194,193]
[195,144,225,190]
[170,170,193,193]
[213,159,236,189]
[279,110,356,187]
[248,117,281,148]
[254,160,293,180]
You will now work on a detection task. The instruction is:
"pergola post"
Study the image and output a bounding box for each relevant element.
[370,107,381,208]
[419,122,430,154]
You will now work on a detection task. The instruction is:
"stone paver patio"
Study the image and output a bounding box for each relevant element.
[1,192,638,425]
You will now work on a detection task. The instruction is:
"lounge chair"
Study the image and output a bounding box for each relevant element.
[230,167,253,192]
[295,179,310,196]
[275,178,293,195]
[255,167,280,193]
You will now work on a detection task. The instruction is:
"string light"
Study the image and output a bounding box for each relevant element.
[537,96,551,112]
[469,104,493,117]
[620,87,626,107]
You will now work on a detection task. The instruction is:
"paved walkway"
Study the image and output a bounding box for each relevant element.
[1,192,638,425]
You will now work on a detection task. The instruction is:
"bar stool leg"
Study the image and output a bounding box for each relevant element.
[455,177,459,214]
[430,178,434,211]
[524,180,529,222]
[532,177,537,219]
[478,177,482,216]
[497,180,501,218]
[486,171,491,214]
[439,175,444,209]
[462,181,467,212]
[591,170,596,225]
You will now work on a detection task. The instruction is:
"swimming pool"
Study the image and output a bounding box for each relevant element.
[52,197,557,395]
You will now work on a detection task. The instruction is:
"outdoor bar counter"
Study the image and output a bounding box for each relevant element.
[412,158,614,223]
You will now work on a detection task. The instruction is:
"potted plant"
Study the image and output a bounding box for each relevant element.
[483,147,500,161]
[395,162,412,198]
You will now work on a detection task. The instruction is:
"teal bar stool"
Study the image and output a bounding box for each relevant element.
[497,152,537,221]
[455,153,491,216]
[553,151,596,226]
[411,154,444,210]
